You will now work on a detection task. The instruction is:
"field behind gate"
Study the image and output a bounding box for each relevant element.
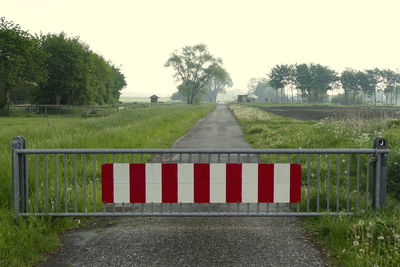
[229,103,400,266]
[0,104,215,266]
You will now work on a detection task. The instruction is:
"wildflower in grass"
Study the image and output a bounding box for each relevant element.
[394,234,400,239]
[358,220,365,226]
[356,235,360,239]
[367,233,372,238]
[353,241,359,246]
[378,236,384,240]
[369,221,375,227]
[359,249,365,253]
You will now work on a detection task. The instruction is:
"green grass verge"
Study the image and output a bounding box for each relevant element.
[0,104,215,266]
[229,103,400,266]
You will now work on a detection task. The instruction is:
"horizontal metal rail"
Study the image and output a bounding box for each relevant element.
[15,148,388,155]
[20,212,353,217]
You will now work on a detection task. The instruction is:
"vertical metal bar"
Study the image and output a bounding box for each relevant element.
[217,153,220,163]
[208,153,211,163]
[296,154,300,212]
[55,155,59,211]
[112,154,115,163]
[121,153,125,163]
[35,155,39,213]
[64,154,68,212]
[44,155,49,213]
[140,154,144,163]
[83,154,87,212]
[366,160,370,210]
[346,154,351,212]
[93,154,97,212]
[25,155,29,212]
[73,154,77,212]
[131,153,134,162]
[227,153,231,163]
[12,137,27,215]
[179,153,182,163]
[317,154,321,212]
[336,154,341,213]
[267,154,270,162]
[306,154,311,212]
[326,154,331,211]
[237,153,240,163]
[356,155,360,212]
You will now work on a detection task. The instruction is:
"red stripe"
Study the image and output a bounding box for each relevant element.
[130,164,146,203]
[194,164,210,203]
[226,164,242,203]
[162,164,178,203]
[101,164,114,203]
[290,164,302,203]
[258,164,274,203]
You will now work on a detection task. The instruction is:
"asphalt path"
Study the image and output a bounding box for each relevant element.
[41,105,326,267]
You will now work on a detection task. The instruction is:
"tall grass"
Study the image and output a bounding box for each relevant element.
[0,104,215,266]
[229,103,400,266]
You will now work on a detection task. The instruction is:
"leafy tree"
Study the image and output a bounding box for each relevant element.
[340,69,359,104]
[0,17,47,109]
[165,44,226,104]
[365,69,381,105]
[268,64,294,102]
[34,33,91,105]
[294,64,337,103]
[356,71,375,103]
[203,68,232,102]
[249,79,277,101]
[170,91,183,101]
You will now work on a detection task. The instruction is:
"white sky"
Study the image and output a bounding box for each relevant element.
[2,0,400,97]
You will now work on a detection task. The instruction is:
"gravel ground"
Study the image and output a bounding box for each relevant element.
[40,105,327,267]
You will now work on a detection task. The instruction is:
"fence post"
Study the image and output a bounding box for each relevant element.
[372,137,388,209]
[12,136,27,215]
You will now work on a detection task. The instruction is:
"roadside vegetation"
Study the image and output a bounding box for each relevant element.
[0,104,214,266]
[230,103,400,266]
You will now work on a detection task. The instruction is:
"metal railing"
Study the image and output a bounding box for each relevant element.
[11,136,388,217]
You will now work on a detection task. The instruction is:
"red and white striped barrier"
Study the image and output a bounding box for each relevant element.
[102,163,302,204]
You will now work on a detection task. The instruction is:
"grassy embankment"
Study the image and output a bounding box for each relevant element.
[0,104,215,266]
[229,103,400,266]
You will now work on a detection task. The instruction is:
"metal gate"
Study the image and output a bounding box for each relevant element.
[12,136,388,216]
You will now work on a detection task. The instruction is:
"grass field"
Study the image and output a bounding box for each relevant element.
[229,103,400,266]
[0,103,215,266]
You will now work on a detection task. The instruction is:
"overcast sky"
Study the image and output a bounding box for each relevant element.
[3,0,400,97]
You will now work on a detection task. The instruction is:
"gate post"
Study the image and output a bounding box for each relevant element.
[372,137,388,209]
[12,136,27,215]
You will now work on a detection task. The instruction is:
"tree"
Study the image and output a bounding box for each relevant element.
[268,64,294,102]
[203,68,232,102]
[365,69,381,105]
[340,69,359,104]
[248,79,276,101]
[165,44,226,104]
[294,64,337,103]
[0,17,47,109]
[34,33,91,105]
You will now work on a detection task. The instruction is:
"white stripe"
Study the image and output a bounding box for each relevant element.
[178,164,194,203]
[210,164,226,203]
[274,164,290,203]
[145,163,162,203]
[113,164,130,203]
[242,164,258,203]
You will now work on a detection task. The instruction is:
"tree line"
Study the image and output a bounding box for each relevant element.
[165,44,232,104]
[252,64,400,105]
[0,17,126,110]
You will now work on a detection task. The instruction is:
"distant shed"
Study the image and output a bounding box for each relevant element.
[149,95,159,103]
[237,95,248,102]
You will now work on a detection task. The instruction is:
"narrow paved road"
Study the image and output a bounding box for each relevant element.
[41,105,325,266]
